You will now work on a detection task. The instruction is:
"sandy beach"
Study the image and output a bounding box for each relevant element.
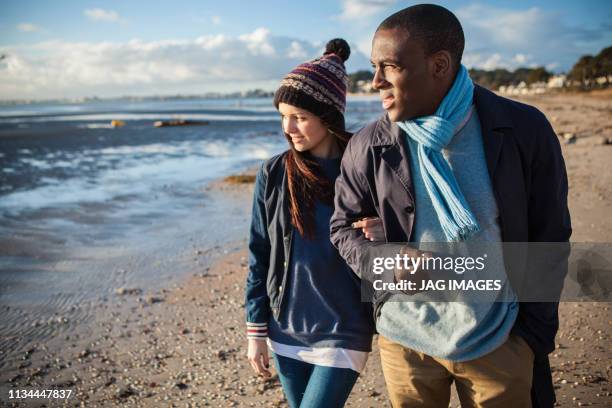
[1,91,611,407]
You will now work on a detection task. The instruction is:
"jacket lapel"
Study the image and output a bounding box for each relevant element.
[474,85,513,177]
[483,129,504,178]
[376,115,414,200]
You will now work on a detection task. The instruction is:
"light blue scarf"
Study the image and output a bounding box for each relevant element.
[397,65,479,241]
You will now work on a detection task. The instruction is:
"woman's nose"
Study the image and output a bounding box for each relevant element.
[284,117,297,134]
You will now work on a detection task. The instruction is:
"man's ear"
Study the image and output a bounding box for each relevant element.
[431,50,452,79]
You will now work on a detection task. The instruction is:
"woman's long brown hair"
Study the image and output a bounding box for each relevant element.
[285,125,352,239]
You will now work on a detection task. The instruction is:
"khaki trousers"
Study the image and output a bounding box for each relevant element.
[378,335,534,408]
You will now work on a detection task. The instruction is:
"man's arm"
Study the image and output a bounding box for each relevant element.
[330,138,435,291]
[514,110,572,357]
[527,111,572,243]
[330,138,381,278]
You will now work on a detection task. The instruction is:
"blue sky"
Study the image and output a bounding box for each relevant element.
[1,0,610,100]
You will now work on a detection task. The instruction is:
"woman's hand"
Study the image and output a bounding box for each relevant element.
[247,338,271,378]
[352,217,385,241]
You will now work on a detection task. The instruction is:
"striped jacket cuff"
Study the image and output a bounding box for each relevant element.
[246,322,268,339]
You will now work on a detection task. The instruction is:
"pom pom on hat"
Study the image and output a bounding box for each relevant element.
[274,38,351,131]
[324,38,350,62]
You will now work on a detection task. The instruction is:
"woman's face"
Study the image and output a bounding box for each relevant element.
[278,103,333,157]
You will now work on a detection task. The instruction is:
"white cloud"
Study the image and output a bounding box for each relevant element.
[463,52,541,71]
[0,29,370,100]
[84,8,124,23]
[546,62,560,71]
[464,53,503,71]
[457,3,610,72]
[356,36,373,59]
[211,16,222,26]
[287,41,308,59]
[512,54,529,65]
[17,23,41,32]
[338,0,396,21]
[239,28,276,56]
[458,5,543,49]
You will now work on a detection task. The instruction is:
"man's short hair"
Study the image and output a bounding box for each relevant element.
[377,4,465,71]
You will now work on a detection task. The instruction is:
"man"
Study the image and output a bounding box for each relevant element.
[330,4,571,408]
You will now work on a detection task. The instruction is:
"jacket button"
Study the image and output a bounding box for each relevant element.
[283,261,287,268]
[406,204,414,213]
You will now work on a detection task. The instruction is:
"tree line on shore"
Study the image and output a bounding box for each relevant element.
[348,45,611,93]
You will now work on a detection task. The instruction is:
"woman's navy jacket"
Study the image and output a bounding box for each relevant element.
[245,151,294,325]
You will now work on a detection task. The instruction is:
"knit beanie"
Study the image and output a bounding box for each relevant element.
[274,38,351,132]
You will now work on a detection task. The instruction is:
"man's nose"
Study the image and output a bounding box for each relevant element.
[372,68,390,90]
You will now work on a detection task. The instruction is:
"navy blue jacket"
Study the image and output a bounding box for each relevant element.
[330,85,571,408]
[245,152,373,344]
[245,152,292,325]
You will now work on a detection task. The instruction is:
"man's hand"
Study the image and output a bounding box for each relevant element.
[352,217,385,241]
[395,246,432,293]
[247,338,271,378]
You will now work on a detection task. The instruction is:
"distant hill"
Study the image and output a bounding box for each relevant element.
[567,46,611,89]
[469,67,552,89]
[348,70,374,93]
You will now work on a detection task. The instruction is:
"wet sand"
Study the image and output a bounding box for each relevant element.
[1,91,611,407]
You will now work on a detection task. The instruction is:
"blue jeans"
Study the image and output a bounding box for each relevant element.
[273,353,360,408]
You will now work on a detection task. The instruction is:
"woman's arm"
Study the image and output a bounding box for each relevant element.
[245,164,272,376]
[245,164,272,333]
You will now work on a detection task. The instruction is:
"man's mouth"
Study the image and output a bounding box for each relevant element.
[381,94,394,110]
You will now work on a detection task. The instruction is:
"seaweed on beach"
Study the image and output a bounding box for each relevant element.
[223,174,256,184]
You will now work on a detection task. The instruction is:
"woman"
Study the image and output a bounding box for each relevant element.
[245,39,374,408]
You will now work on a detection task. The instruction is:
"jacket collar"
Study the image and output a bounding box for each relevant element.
[473,84,513,130]
[370,113,400,147]
[473,84,513,177]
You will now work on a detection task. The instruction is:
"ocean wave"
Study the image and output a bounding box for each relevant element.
[0,112,279,124]
[79,123,116,129]
[1,138,284,211]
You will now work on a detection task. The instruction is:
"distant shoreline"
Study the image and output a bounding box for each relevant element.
[0,92,275,107]
[3,88,609,107]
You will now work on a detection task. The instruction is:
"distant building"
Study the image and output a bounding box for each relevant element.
[356,80,373,93]
[547,75,566,88]
[499,79,557,96]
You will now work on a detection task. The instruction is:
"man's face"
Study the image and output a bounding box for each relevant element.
[370,28,438,122]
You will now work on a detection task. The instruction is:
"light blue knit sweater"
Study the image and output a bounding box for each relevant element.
[376,107,518,361]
